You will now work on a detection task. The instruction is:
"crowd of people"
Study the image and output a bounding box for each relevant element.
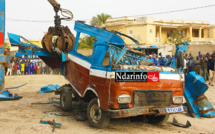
[5,56,61,76]
[184,51,215,86]
[146,51,215,86]
[6,51,215,86]
[146,52,173,66]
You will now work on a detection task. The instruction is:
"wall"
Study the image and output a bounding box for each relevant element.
[172,45,215,57]
[160,28,173,44]
[128,25,147,44]
[106,25,147,45]
[210,28,215,38]
[105,17,215,46]
[29,40,42,48]
[146,25,156,44]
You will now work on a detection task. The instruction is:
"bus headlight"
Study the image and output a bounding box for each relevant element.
[173,96,183,104]
[117,95,131,104]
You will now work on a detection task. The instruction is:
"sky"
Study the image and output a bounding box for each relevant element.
[5,0,215,39]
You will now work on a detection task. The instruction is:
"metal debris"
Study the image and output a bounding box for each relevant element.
[172,117,191,128]
[31,97,60,105]
[5,83,27,89]
[0,90,22,101]
[38,85,60,93]
[40,119,62,132]
[184,72,215,117]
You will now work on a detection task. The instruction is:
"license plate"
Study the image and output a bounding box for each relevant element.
[166,106,184,113]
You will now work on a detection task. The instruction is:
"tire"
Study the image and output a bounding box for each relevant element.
[87,98,110,128]
[146,115,169,125]
[60,87,73,112]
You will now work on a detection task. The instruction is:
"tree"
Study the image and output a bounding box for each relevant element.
[4,42,10,48]
[90,13,112,27]
[78,36,95,49]
[168,28,190,45]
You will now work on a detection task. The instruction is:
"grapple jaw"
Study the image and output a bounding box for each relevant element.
[42,0,75,54]
[42,26,75,54]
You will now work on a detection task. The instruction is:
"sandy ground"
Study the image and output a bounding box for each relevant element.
[0,75,215,134]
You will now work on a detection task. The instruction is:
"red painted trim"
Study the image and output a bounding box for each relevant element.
[0,32,4,46]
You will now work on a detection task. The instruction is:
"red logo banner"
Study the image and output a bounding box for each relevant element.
[147,72,159,82]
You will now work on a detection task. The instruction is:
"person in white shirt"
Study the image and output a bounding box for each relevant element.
[6,62,12,75]
[41,61,46,74]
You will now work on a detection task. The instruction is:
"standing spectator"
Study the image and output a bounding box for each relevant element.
[32,58,36,65]
[158,53,162,58]
[25,63,29,75]
[35,58,39,66]
[45,64,50,74]
[183,55,188,75]
[21,57,25,63]
[189,53,192,58]
[50,68,53,74]
[213,51,215,57]
[37,62,41,74]
[161,56,165,66]
[207,53,211,74]
[208,55,215,86]
[188,56,195,73]
[17,57,21,64]
[30,58,33,63]
[156,56,161,66]
[41,61,46,74]
[13,62,18,75]
[201,55,208,81]
[153,57,158,66]
[199,54,203,60]
[28,59,31,64]
[6,62,12,76]
[17,63,21,75]
[11,58,15,75]
[33,64,37,74]
[21,61,25,75]
[53,69,56,75]
[5,67,8,75]
[165,55,172,66]
[184,53,188,59]
[197,51,201,57]
[29,62,34,75]
[195,56,201,75]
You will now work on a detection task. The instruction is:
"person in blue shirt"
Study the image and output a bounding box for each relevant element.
[29,62,34,75]
[163,56,167,64]
[160,57,165,66]
[153,57,158,65]
[165,55,172,66]
[25,63,29,75]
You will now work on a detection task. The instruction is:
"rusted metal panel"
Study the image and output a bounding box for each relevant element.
[184,72,215,118]
[108,107,150,118]
[133,90,172,107]
[108,106,184,118]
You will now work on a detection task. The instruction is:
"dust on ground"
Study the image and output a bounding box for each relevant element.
[0,75,215,134]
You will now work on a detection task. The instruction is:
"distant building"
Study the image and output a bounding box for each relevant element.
[29,39,42,48]
[5,38,42,58]
[102,16,215,45]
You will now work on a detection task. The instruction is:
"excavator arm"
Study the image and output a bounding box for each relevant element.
[42,0,75,54]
